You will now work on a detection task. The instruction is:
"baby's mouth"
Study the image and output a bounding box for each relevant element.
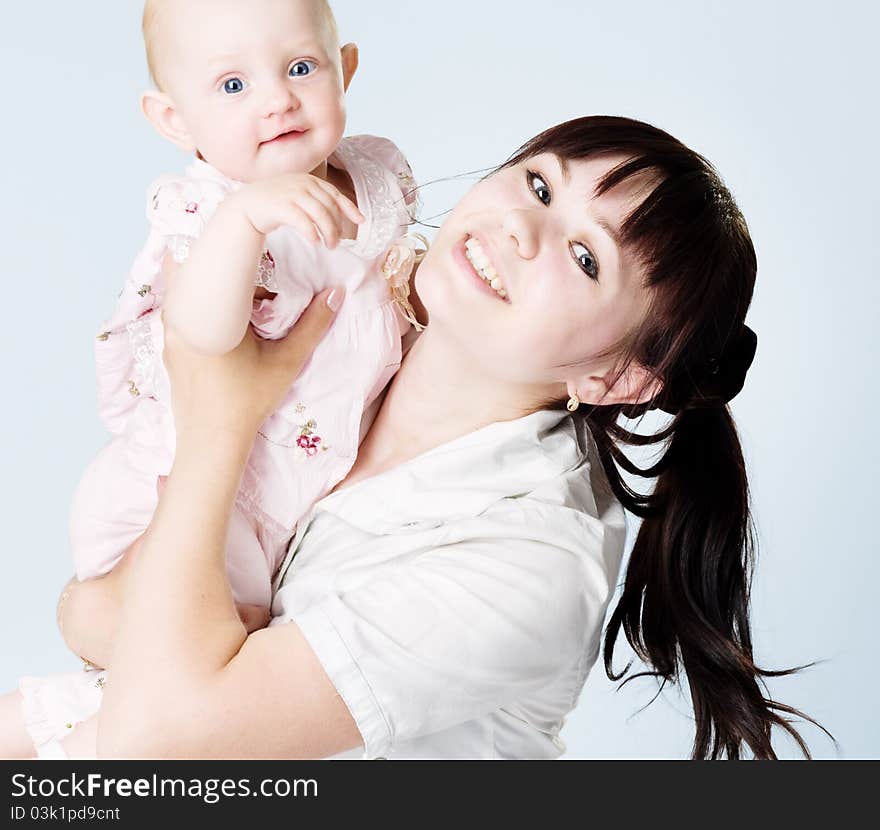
[261,128,307,145]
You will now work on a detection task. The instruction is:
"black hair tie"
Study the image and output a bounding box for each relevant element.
[709,324,758,406]
[658,325,758,416]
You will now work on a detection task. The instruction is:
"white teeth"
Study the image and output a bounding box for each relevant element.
[464,237,507,300]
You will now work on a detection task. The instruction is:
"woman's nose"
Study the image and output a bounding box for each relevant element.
[502,209,539,259]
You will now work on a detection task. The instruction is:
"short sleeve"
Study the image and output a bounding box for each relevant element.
[145,174,231,262]
[286,538,594,758]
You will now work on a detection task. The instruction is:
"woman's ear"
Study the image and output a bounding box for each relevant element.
[340,42,359,91]
[570,362,663,408]
[140,90,196,153]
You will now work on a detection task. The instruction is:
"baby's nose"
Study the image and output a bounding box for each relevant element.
[262,82,300,118]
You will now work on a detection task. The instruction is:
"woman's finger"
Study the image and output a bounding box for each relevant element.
[261,287,346,376]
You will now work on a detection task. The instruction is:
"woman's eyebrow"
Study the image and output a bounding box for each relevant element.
[594,214,622,247]
[549,155,622,246]
[554,155,571,184]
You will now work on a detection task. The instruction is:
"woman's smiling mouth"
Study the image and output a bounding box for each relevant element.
[463,236,509,301]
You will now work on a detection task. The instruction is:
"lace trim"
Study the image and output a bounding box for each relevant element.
[235,481,289,543]
[126,314,158,398]
[398,167,421,226]
[168,234,194,264]
[255,248,278,291]
[333,141,400,260]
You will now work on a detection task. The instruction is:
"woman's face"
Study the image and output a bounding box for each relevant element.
[415,153,654,389]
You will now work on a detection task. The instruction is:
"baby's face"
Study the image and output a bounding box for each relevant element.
[158,0,350,182]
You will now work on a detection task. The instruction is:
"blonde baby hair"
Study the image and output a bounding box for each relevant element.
[142,0,340,91]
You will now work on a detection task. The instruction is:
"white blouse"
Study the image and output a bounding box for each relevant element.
[269,406,627,759]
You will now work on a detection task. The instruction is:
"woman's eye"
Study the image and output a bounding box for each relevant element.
[223,77,246,95]
[527,170,552,206]
[289,60,318,78]
[571,242,599,282]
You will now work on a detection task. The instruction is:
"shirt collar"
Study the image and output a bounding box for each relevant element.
[311,408,593,535]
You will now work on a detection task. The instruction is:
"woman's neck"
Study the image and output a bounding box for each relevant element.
[354,327,559,473]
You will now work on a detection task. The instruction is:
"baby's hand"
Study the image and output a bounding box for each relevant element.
[234,173,364,247]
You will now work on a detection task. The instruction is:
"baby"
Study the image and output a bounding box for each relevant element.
[13,0,422,758]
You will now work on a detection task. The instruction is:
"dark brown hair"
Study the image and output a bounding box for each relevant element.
[504,116,835,759]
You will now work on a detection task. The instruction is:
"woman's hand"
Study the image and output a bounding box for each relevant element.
[162,286,346,443]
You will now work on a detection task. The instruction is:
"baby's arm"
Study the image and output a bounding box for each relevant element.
[59,555,271,672]
[164,174,363,354]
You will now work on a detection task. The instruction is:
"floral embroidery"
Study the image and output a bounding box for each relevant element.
[296,418,328,459]
[168,234,194,264]
[257,408,331,459]
[297,434,322,456]
[137,284,152,297]
[255,248,277,291]
[184,201,199,214]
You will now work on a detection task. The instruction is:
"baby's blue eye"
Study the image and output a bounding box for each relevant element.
[223,77,246,95]
[289,60,318,78]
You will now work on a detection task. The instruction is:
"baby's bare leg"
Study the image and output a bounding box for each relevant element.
[0,691,37,759]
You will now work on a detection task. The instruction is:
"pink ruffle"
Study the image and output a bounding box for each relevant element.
[18,670,106,750]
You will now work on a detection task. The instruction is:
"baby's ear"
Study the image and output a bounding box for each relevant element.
[340,43,359,92]
[140,90,196,153]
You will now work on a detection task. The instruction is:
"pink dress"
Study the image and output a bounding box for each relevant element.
[17,135,420,757]
[69,134,418,608]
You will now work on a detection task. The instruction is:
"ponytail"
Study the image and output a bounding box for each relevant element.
[587,404,836,759]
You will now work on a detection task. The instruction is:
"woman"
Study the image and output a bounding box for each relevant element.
[4,116,831,760]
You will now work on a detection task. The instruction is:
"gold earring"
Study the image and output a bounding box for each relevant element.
[566,393,580,412]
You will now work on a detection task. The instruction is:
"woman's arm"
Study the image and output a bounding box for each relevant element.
[96,288,361,759]
[59,535,270,672]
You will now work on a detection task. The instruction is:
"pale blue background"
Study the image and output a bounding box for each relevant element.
[0,1,876,759]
